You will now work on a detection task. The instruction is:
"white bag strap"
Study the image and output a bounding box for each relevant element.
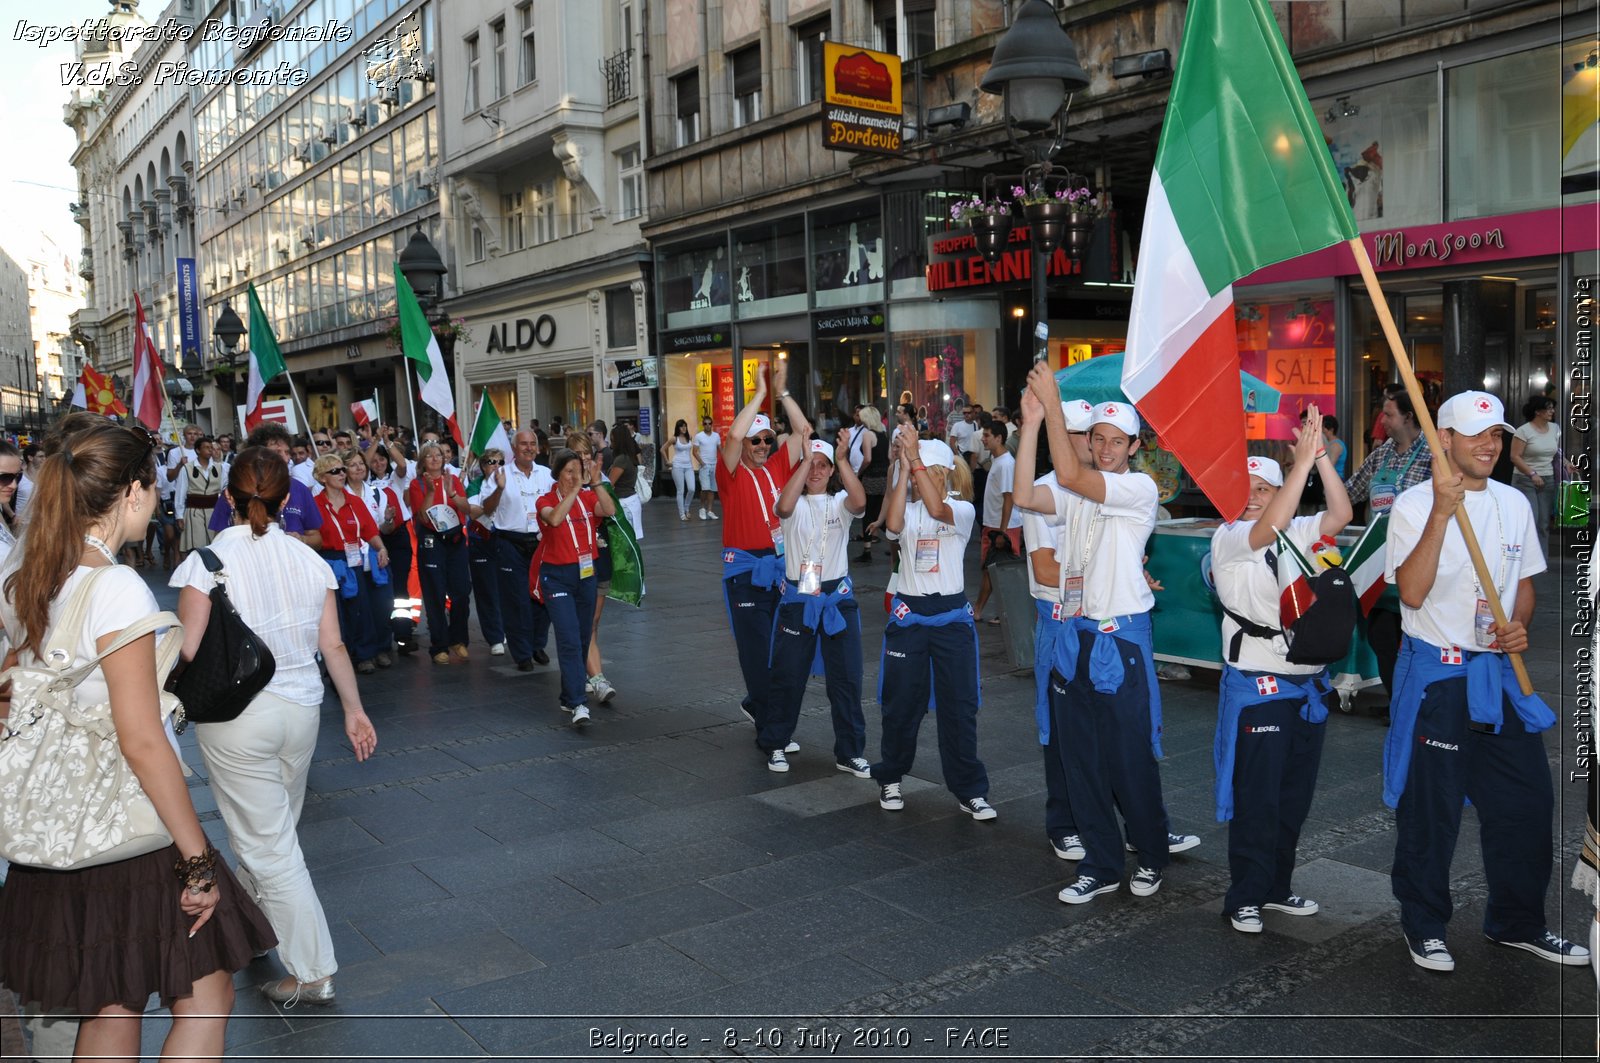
[35,566,117,667]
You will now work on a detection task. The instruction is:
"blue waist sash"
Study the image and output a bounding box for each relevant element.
[880,595,977,712]
[780,576,854,637]
[1383,635,1555,809]
[722,547,784,591]
[1032,604,1163,758]
[324,557,359,599]
[1213,665,1330,822]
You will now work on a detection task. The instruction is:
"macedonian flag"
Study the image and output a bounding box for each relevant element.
[77,363,128,417]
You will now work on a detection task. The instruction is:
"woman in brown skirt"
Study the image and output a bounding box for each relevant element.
[0,421,274,1062]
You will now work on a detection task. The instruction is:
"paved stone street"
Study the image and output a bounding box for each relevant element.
[50,504,1600,1059]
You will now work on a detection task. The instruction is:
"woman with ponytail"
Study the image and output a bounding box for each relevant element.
[170,446,377,1006]
[0,422,275,1060]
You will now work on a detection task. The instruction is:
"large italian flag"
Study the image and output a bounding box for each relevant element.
[1122,0,1357,520]
[396,263,461,446]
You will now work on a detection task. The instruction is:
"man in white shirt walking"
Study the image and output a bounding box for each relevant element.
[972,420,1024,623]
[692,416,721,519]
[476,429,555,672]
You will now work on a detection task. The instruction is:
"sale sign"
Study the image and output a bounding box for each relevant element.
[1237,299,1335,441]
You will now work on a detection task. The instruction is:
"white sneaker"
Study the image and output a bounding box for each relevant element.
[591,675,617,703]
[784,741,800,754]
[571,705,591,727]
[489,642,507,656]
[698,508,707,520]
[708,510,719,519]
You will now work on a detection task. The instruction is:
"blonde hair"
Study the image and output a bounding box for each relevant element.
[930,459,974,502]
[859,406,884,433]
[313,453,347,480]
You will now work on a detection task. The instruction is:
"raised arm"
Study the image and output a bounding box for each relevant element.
[774,426,813,521]
[722,364,769,473]
[883,424,917,536]
[1028,361,1104,503]
[834,432,867,515]
[1012,390,1049,513]
[772,359,810,466]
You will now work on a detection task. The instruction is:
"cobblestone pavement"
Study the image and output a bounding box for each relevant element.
[32,504,1600,1059]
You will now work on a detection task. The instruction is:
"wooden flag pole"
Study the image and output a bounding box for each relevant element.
[284,371,319,459]
[1348,238,1533,695]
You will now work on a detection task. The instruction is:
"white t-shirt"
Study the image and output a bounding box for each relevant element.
[1022,474,1068,603]
[982,451,1025,530]
[693,431,721,466]
[15,473,33,513]
[1513,420,1560,477]
[367,474,412,522]
[0,563,162,714]
[171,524,339,708]
[1386,478,1545,651]
[289,459,316,487]
[1211,513,1325,675]
[948,420,977,456]
[486,462,556,533]
[781,490,858,582]
[895,497,975,598]
[1055,470,1159,620]
[670,439,695,469]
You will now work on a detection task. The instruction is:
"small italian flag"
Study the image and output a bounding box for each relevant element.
[350,394,379,427]
[1274,528,1318,633]
[396,263,461,446]
[1343,513,1390,615]
[467,389,513,464]
[1122,0,1358,520]
[245,283,287,432]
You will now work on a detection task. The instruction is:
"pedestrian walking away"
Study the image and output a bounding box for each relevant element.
[1020,362,1184,905]
[717,360,813,761]
[872,424,991,820]
[171,447,378,1007]
[535,447,615,725]
[1210,408,1351,934]
[1383,390,1588,973]
[767,431,870,776]
[476,430,554,671]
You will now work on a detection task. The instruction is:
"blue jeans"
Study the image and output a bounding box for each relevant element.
[540,562,597,708]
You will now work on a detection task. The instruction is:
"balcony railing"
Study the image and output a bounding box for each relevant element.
[600,49,632,106]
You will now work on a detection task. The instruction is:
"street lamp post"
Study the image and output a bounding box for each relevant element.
[213,301,246,430]
[396,228,450,433]
[980,0,1091,364]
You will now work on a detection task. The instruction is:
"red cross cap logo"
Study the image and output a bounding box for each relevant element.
[1248,458,1262,471]
[1104,404,1118,415]
[1475,398,1492,413]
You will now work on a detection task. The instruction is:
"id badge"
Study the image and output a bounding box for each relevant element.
[799,563,823,596]
[1474,597,1497,649]
[578,551,595,579]
[914,537,941,574]
[344,543,363,569]
[770,526,785,558]
[1063,575,1085,618]
[422,535,436,550]
[1369,476,1398,514]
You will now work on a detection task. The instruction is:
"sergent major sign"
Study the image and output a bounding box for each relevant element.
[822,42,902,156]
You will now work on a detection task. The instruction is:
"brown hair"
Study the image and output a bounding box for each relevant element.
[227,446,288,538]
[42,410,114,454]
[4,424,156,656]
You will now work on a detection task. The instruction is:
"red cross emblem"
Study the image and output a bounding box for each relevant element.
[1248,458,1262,472]
[1440,645,1463,665]
[1104,404,1118,415]
[892,601,910,620]
[723,550,736,563]
[1475,398,1492,412]
[1255,676,1279,696]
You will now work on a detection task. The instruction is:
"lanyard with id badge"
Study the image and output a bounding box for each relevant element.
[569,497,596,579]
[747,464,785,557]
[1471,492,1509,649]
[1368,441,1425,515]
[796,494,832,595]
[1058,502,1100,618]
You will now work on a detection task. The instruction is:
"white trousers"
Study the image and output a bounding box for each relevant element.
[196,689,337,983]
[621,492,644,540]
[672,465,695,516]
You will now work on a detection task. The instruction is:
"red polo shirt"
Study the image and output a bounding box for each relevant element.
[535,487,599,565]
[315,488,379,551]
[715,447,796,551]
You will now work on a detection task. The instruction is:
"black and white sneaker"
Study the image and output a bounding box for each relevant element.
[767,750,790,773]
[1230,906,1263,933]
[1050,835,1086,861]
[571,706,591,727]
[1263,895,1319,916]
[1129,866,1163,897]
[957,796,998,821]
[1058,875,1118,905]
[1126,832,1201,854]
[878,782,904,811]
[1485,930,1592,966]
[836,757,872,778]
[1405,933,1455,972]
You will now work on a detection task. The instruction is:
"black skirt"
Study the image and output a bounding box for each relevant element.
[0,844,276,1013]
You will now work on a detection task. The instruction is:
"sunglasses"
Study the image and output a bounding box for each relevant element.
[0,472,17,487]
[750,435,776,446]
[482,459,503,466]
[326,469,348,476]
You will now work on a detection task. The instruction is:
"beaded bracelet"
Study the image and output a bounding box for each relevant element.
[174,845,220,894]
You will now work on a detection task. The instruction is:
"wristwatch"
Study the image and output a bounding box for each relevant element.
[778,391,791,400]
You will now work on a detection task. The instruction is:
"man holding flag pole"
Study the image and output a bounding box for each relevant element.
[1126,0,1559,969]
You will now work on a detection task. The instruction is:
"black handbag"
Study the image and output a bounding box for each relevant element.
[164,548,276,725]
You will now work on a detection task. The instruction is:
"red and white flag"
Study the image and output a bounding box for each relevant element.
[351,396,379,426]
[130,293,166,430]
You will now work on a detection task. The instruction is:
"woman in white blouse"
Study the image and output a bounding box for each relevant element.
[871,425,992,820]
[766,432,869,775]
[1510,395,1571,555]
[171,446,377,1007]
